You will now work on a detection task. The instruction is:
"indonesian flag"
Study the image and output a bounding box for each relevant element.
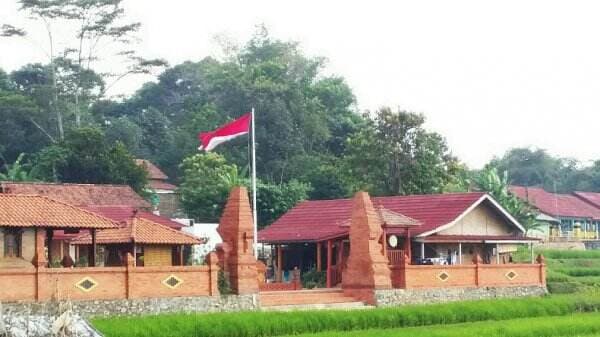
[198,113,251,151]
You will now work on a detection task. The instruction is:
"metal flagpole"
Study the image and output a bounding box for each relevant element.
[251,107,258,257]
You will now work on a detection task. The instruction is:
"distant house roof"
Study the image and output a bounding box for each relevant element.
[0,195,118,229]
[259,192,523,243]
[71,217,202,245]
[0,182,151,209]
[573,191,600,209]
[510,186,600,220]
[135,159,176,191]
[83,205,183,229]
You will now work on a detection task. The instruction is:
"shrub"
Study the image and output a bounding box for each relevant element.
[301,268,326,289]
[547,281,583,294]
[539,250,600,259]
[217,270,232,295]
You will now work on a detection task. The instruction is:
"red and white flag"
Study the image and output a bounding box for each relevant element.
[198,113,251,151]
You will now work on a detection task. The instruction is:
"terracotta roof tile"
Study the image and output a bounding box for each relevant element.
[0,195,118,229]
[135,159,168,180]
[148,180,177,191]
[71,217,202,245]
[82,206,183,229]
[573,191,600,209]
[0,182,150,208]
[510,186,600,220]
[258,192,486,243]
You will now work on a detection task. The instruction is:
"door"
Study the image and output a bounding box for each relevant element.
[4,229,21,258]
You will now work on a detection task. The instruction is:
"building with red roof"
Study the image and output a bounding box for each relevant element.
[259,192,537,286]
[509,186,600,241]
[135,159,182,218]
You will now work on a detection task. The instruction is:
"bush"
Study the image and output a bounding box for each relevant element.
[547,281,583,294]
[217,270,232,295]
[539,250,600,259]
[92,295,600,337]
[301,268,326,289]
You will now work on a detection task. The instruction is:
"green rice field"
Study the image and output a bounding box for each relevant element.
[93,249,600,337]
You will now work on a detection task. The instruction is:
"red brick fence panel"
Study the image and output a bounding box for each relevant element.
[39,267,128,301]
[128,266,213,299]
[403,265,477,289]
[0,269,36,302]
[394,264,544,289]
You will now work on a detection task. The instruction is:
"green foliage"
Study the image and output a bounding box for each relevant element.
[31,127,147,191]
[179,152,310,225]
[0,153,36,182]
[343,108,460,196]
[301,268,326,289]
[217,270,232,295]
[179,153,238,222]
[92,295,600,337]
[475,166,541,234]
[75,256,88,268]
[486,147,600,194]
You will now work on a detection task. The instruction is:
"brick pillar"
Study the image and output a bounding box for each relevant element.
[205,252,219,296]
[34,228,48,301]
[217,187,259,295]
[473,253,482,287]
[536,254,546,286]
[125,252,135,299]
[342,191,391,304]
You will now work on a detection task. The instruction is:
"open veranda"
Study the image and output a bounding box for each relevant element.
[92,249,600,337]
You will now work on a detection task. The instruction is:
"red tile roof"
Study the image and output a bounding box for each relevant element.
[71,217,202,245]
[573,191,600,209]
[136,159,168,180]
[82,206,183,229]
[417,235,540,243]
[258,192,488,243]
[148,180,177,191]
[0,182,150,208]
[0,195,118,229]
[510,186,600,220]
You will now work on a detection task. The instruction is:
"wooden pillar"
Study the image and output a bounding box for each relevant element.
[404,228,412,263]
[382,228,387,260]
[180,245,185,266]
[316,242,322,272]
[276,244,283,282]
[90,229,97,267]
[326,239,333,288]
[458,242,462,264]
[46,229,53,264]
[337,240,344,272]
[496,243,500,264]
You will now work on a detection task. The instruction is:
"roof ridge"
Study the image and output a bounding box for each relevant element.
[133,216,200,241]
[0,181,134,188]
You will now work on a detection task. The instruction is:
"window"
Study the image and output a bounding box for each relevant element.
[4,228,22,258]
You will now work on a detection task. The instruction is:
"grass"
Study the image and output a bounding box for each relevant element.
[284,312,600,337]
[93,294,600,337]
[532,249,600,294]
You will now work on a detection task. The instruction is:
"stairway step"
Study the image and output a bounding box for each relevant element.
[262,302,373,311]
[259,289,361,307]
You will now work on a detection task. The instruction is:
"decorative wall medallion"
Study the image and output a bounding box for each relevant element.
[388,235,399,248]
[437,271,450,282]
[162,275,183,289]
[505,270,518,281]
[75,277,98,292]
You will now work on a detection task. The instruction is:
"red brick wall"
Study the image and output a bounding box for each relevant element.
[0,263,218,302]
[0,269,36,301]
[391,263,544,289]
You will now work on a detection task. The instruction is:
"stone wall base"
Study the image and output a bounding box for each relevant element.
[3,295,258,318]
[374,286,547,307]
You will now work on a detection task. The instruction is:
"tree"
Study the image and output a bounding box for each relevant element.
[31,127,147,191]
[2,0,167,137]
[343,108,458,196]
[0,153,36,182]
[179,152,310,225]
[475,167,542,235]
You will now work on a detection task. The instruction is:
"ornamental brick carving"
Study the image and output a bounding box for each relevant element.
[342,191,391,303]
[217,186,259,295]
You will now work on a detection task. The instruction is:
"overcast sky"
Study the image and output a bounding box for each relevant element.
[1,0,599,168]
